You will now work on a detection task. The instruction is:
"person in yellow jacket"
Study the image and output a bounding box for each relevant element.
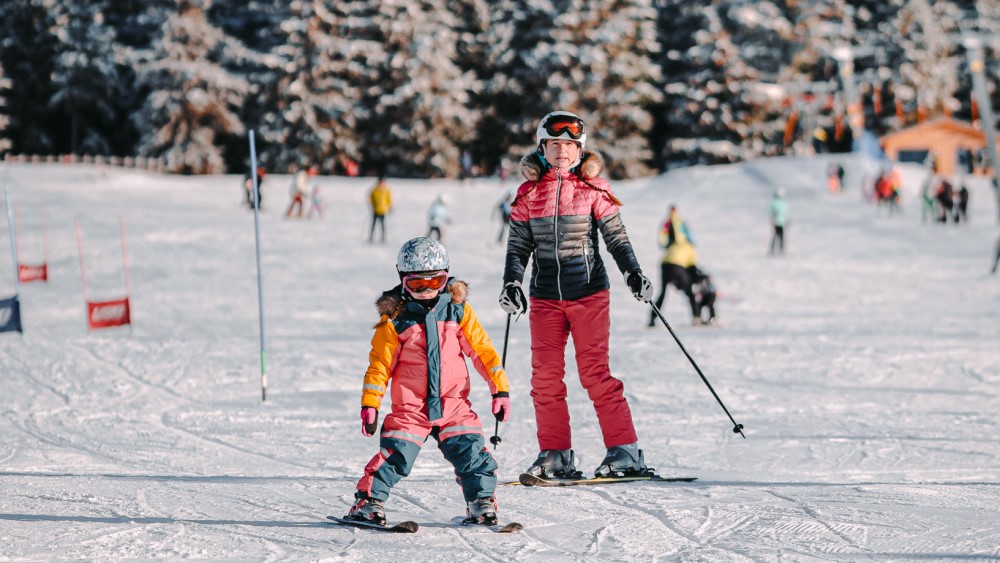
[345,237,511,527]
[368,176,393,243]
[649,205,700,326]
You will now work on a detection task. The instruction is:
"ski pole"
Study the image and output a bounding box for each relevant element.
[490,313,512,448]
[649,303,745,438]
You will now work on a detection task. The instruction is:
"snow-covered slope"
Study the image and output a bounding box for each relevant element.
[1,155,998,560]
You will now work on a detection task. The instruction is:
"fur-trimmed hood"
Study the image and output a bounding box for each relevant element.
[520,149,605,182]
[375,280,468,320]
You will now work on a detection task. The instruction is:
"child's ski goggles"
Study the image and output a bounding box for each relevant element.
[402,271,449,293]
[542,115,585,140]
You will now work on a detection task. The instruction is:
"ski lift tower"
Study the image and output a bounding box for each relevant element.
[962,36,1000,221]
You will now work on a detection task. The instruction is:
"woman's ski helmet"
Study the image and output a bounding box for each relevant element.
[536,111,587,152]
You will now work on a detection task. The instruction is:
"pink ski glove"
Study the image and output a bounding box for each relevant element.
[491,395,510,422]
[361,407,378,437]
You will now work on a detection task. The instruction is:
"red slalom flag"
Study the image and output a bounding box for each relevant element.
[86,298,131,330]
[18,263,47,283]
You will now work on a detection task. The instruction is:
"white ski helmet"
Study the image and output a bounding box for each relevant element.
[396,237,449,273]
[536,111,587,152]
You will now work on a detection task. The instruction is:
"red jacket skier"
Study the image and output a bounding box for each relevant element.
[499,111,654,480]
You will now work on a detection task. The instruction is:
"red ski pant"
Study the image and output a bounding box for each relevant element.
[529,289,637,450]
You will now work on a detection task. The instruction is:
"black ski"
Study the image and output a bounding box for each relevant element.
[510,473,697,487]
[452,516,523,533]
[327,515,419,533]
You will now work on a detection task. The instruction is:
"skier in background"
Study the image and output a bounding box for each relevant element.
[285,165,316,218]
[769,189,788,255]
[935,180,954,223]
[992,233,1000,275]
[306,185,324,220]
[243,165,265,210]
[368,176,392,243]
[875,167,901,214]
[426,194,450,241]
[500,110,654,480]
[493,189,514,243]
[345,237,510,527]
[954,183,969,223]
[826,162,843,193]
[688,265,718,326]
[650,204,699,326]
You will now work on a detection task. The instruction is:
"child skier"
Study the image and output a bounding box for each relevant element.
[688,266,718,325]
[346,237,511,527]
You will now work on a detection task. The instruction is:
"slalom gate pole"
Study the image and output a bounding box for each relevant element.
[74,219,90,334]
[120,217,133,335]
[490,313,512,448]
[250,129,267,401]
[249,130,268,402]
[3,183,19,297]
[649,303,745,438]
[2,182,23,338]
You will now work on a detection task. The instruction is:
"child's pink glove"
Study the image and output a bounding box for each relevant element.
[491,394,510,422]
[361,407,378,437]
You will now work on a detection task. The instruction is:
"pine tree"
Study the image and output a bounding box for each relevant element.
[256,0,359,174]
[486,0,661,179]
[354,0,479,178]
[48,0,121,156]
[132,0,251,174]
[0,62,10,155]
[656,1,797,168]
[0,0,60,154]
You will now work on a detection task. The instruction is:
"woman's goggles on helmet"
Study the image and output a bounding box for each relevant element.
[543,115,585,140]
[402,271,449,293]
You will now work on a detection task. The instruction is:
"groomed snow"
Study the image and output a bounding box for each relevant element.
[1,154,998,561]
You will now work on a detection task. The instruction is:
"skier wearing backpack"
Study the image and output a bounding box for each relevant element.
[499,111,654,480]
[346,237,511,527]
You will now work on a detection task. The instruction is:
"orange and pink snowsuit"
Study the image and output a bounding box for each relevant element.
[355,281,509,503]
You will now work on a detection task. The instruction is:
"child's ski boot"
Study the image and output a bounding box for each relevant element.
[345,496,387,526]
[466,496,498,526]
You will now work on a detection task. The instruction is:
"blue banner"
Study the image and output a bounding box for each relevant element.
[0,295,23,334]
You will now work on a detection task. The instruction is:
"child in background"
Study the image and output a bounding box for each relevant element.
[307,185,324,220]
[688,266,718,325]
[346,237,511,527]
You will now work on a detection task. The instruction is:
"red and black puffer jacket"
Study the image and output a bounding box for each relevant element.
[503,150,642,301]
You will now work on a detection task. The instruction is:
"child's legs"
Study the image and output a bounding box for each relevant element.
[529,297,572,450]
[437,408,497,502]
[355,412,429,501]
[566,290,637,448]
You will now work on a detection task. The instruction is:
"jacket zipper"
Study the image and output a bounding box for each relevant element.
[554,173,563,300]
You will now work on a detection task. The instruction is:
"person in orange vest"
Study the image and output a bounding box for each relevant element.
[875,167,901,213]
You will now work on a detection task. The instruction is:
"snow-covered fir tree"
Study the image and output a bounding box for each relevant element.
[354,0,479,178]
[255,0,360,174]
[132,0,251,174]
[0,62,10,155]
[0,0,61,154]
[47,0,121,156]
[657,1,798,168]
[486,0,663,178]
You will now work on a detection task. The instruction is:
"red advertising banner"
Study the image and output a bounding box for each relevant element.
[87,297,131,330]
[18,263,48,283]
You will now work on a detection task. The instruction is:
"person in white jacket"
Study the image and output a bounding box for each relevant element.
[426,194,450,241]
[285,166,315,218]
